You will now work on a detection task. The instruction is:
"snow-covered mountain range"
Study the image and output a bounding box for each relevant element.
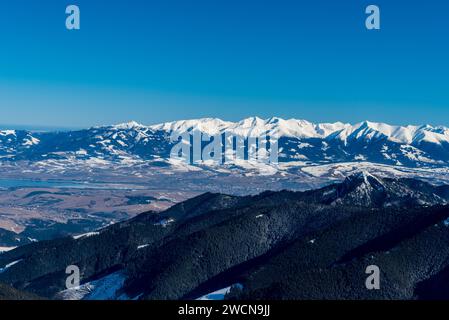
[1,117,448,169]
[150,117,449,145]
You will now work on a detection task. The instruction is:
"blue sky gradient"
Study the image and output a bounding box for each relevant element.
[0,0,448,128]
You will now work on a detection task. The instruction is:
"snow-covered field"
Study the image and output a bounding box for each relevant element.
[56,271,128,300]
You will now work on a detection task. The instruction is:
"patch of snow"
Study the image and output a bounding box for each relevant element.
[154,218,175,227]
[73,232,100,240]
[76,149,88,156]
[322,189,335,196]
[197,284,244,301]
[57,271,127,300]
[0,246,17,253]
[22,136,40,146]
[0,259,22,273]
[444,218,449,227]
[297,142,313,149]
[354,154,367,161]
[116,140,128,147]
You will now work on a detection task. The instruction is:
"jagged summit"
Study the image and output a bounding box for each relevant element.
[111,121,145,130]
[318,172,446,208]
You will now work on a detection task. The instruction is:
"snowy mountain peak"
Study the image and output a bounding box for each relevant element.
[112,121,145,130]
[238,116,266,127]
[149,118,233,135]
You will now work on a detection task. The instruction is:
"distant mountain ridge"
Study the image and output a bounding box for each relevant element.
[0,117,448,170]
[149,117,449,145]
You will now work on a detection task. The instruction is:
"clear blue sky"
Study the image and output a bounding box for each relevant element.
[0,0,448,128]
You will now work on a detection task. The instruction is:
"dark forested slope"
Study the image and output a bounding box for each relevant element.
[1,173,449,300]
